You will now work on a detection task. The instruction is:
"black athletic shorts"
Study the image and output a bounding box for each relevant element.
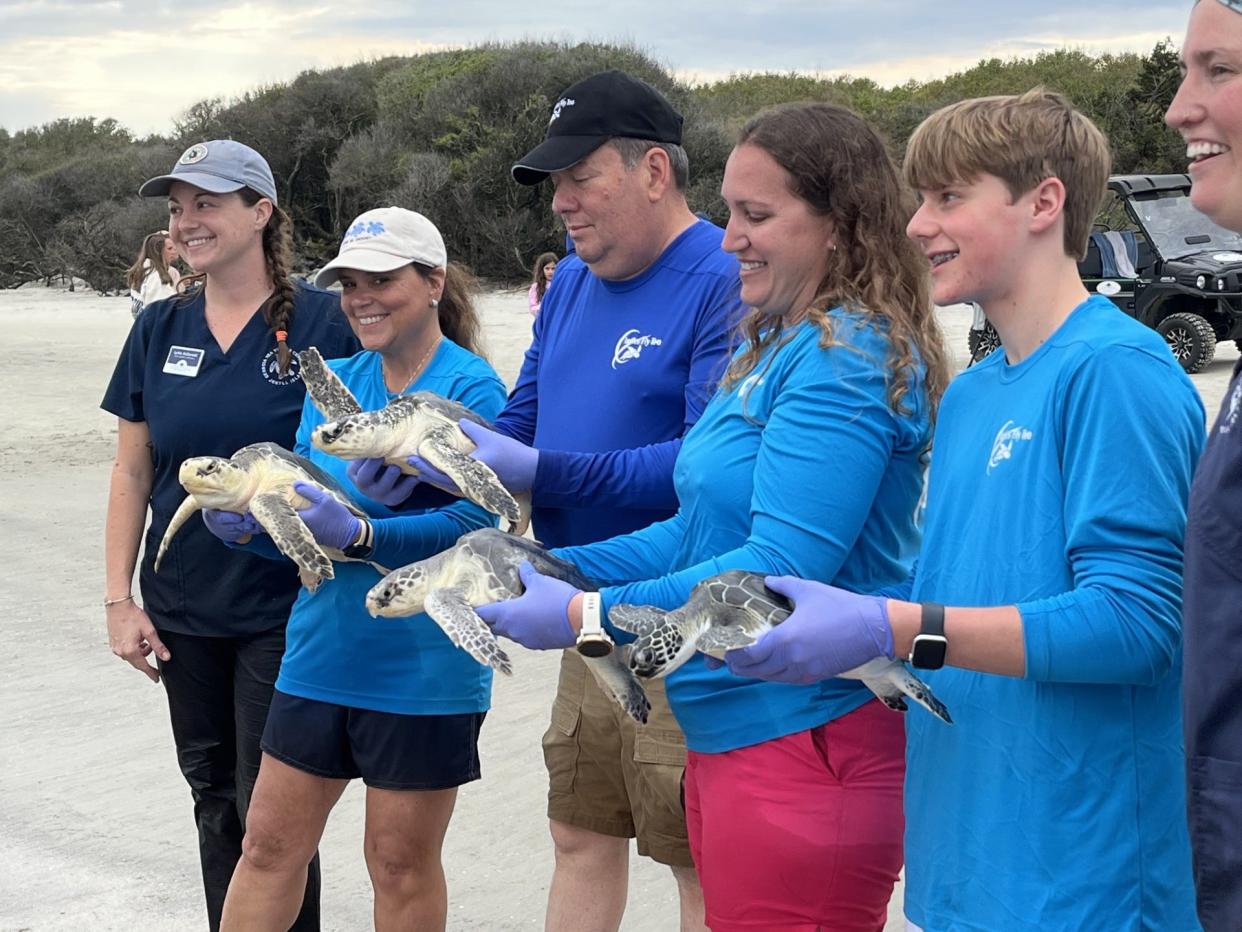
[261,689,486,791]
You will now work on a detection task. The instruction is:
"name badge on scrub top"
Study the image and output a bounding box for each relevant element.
[163,345,205,377]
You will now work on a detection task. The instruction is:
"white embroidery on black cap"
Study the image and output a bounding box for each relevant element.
[549,97,576,124]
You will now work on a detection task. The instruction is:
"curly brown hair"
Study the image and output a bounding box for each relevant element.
[721,103,949,423]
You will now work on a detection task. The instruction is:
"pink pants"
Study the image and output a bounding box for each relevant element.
[684,700,906,932]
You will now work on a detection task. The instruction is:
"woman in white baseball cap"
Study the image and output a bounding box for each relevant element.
[101,139,359,931]
[213,207,507,931]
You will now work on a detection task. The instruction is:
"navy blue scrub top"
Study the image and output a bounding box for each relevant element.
[1182,356,1242,932]
[101,284,360,637]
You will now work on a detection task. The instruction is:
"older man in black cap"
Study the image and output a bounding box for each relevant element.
[362,69,740,931]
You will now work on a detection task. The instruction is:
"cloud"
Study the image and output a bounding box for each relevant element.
[0,0,1190,136]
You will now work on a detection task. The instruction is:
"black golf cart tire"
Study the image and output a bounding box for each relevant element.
[1157,312,1216,374]
[967,323,1002,364]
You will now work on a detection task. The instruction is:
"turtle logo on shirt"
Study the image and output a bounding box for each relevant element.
[1221,379,1242,435]
[987,420,1033,475]
[612,329,664,369]
[260,347,303,386]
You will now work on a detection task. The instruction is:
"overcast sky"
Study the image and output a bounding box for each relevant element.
[0,0,1191,136]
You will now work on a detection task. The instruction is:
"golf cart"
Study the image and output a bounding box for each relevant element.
[967,173,1242,372]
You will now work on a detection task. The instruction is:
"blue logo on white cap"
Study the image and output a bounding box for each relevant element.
[344,220,386,243]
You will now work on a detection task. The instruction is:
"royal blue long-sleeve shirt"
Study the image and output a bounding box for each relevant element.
[557,312,931,753]
[904,296,1204,931]
[493,219,741,547]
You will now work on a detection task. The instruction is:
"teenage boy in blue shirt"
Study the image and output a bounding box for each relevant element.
[717,89,1205,930]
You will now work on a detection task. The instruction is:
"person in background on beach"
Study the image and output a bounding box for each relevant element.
[717,90,1204,931]
[126,229,181,318]
[1167,3,1242,928]
[101,140,358,932]
[475,101,948,932]
[352,70,741,932]
[214,207,504,931]
[528,251,557,316]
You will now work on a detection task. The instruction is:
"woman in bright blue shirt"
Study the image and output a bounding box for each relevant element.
[480,104,950,931]
[207,208,505,932]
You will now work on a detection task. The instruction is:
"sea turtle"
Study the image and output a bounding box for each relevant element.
[366,528,650,723]
[154,441,372,592]
[610,569,952,724]
[298,347,530,535]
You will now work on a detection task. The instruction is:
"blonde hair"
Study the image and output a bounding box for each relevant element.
[903,87,1111,259]
[721,102,950,423]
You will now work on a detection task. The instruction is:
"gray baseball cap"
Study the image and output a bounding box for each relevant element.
[139,139,278,204]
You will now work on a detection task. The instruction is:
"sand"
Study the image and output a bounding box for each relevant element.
[0,286,1234,931]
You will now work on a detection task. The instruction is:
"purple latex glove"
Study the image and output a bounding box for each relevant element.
[347,457,418,507]
[293,482,363,551]
[476,561,578,650]
[409,419,539,494]
[722,576,895,684]
[202,509,264,544]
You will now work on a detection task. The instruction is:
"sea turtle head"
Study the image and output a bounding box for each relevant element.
[312,414,383,458]
[609,604,687,678]
[366,565,429,617]
[178,456,248,507]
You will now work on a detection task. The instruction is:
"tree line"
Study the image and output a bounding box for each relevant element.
[0,39,1184,293]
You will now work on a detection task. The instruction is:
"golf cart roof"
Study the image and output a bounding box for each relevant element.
[1108,174,1192,197]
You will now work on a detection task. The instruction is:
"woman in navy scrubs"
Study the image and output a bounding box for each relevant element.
[215,207,506,931]
[101,140,358,931]
[1166,5,1242,929]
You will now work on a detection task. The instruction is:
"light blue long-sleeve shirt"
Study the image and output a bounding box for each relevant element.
[904,296,1204,930]
[558,311,930,753]
[256,342,506,715]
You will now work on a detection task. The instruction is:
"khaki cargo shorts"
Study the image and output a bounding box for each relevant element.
[542,649,692,867]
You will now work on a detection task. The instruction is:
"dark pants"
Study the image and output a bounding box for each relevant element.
[158,626,320,931]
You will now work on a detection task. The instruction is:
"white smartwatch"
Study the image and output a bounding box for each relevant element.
[575,591,614,658]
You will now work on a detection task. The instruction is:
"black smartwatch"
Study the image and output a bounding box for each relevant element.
[909,602,947,670]
[341,519,374,560]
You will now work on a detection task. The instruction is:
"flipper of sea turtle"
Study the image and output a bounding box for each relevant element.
[298,346,363,419]
[249,491,334,591]
[416,425,524,531]
[611,570,952,724]
[155,442,370,592]
[298,348,528,535]
[367,528,649,721]
[424,587,513,675]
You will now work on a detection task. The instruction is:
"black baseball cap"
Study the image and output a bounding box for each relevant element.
[512,70,684,186]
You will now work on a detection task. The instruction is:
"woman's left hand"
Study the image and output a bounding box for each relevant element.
[293,482,362,551]
[477,561,579,649]
[721,576,894,684]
